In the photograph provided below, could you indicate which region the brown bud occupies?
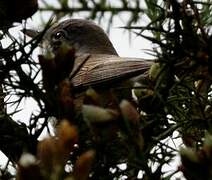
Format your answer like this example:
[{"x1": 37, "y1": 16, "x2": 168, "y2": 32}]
[
  {"x1": 120, "y1": 100, "x2": 140, "y2": 125},
  {"x1": 84, "y1": 88, "x2": 101, "y2": 106},
  {"x1": 82, "y1": 105, "x2": 119, "y2": 124},
  {"x1": 57, "y1": 80, "x2": 74, "y2": 118},
  {"x1": 73, "y1": 150, "x2": 95, "y2": 180},
  {"x1": 17, "y1": 153, "x2": 43, "y2": 180},
  {"x1": 203, "y1": 133, "x2": 212, "y2": 158},
  {"x1": 134, "y1": 82, "x2": 154, "y2": 99},
  {"x1": 149, "y1": 63, "x2": 161, "y2": 81},
  {"x1": 37, "y1": 138, "x2": 58, "y2": 171},
  {"x1": 38, "y1": 55, "x2": 57, "y2": 90},
  {"x1": 57, "y1": 120, "x2": 78, "y2": 154},
  {"x1": 180, "y1": 147, "x2": 199, "y2": 163},
  {"x1": 54, "y1": 43, "x2": 75, "y2": 81}
]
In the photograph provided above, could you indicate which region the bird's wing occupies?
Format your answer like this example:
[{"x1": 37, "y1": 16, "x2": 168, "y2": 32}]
[{"x1": 71, "y1": 54, "x2": 153, "y2": 89}]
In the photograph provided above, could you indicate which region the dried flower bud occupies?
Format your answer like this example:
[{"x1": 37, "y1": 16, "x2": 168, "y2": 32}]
[
  {"x1": 37, "y1": 138, "x2": 58, "y2": 170},
  {"x1": 54, "y1": 43, "x2": 75, "y2": 81},
  {"x1": 84, "y1": 88, "x2": 101, "y2": 106},
  {"x1": 82, "y1": 105, "x2": 119, "y2": 124},
  {"x1": 57, "y1": 120, "x2": 78, "y2": 153},
  {"x1": 19, "y1": 153, "x2": 36, "y2": 167},
  {"x1": 203, "y1": 133, "x2": 212, "y2": 158},
  {"x1": 57, "y1": 80, "x2": 74, "y2": 118},
  {"x1": 133, "y1": 82, "x2": 154, "y2": 99},
  {"x1": 180, "y1": 147, "x2": 199, "y2": 163},
  {"x1": 120, "y1": 100, "x2": 140, "y2": 125},
  {"x1": 73, "y1": 150, "x2": 95, "y2": 180},
  {"x1": 38, "y1": 55, "x2": 57, "y2": 91},
  {"x1": 17, "y1": 153, "x2": 42, "y2": 180},
  {"x1": 149, "y1": 63, "x2": 160, "y2": 81}
]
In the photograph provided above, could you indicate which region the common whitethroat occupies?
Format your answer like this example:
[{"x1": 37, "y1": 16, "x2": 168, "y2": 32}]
[{"x1": 25, "y1": 19, "x2": 153, "y2": 107}]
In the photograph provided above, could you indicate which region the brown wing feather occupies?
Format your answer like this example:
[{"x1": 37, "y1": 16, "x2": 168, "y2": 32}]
[{"x1": 71, "y1": 54, "x2": 153, "y2": 88}]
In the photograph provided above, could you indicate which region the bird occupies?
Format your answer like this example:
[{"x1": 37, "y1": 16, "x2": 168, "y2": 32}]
[{"x1": 24, "y1": 19, "x2": 153, "y2": 108}]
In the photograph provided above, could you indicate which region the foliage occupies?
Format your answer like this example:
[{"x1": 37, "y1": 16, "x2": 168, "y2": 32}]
[{"x1": 0, "y1": 0, "x2": 211, "y2": 179}]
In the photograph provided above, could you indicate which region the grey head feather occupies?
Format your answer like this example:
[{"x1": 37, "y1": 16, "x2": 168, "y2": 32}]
[{"x1": 44, "y1": 19, "x2": 118, "y2": 56}]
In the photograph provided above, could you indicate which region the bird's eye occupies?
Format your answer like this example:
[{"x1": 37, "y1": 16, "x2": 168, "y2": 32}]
[{"x1": 52, "y1": 31, "x2": 64, "y2": 40}]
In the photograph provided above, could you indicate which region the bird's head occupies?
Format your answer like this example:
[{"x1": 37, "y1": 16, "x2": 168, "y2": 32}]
[{"x1": 24, "y1": 19, "x2": 118, "y2": 56}]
